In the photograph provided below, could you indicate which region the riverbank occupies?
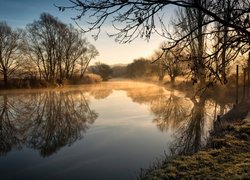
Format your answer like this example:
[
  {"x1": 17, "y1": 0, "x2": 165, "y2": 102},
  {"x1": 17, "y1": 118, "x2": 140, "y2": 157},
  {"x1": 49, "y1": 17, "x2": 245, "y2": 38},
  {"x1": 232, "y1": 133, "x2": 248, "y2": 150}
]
[
  {"x1": 141, "y1": 100, "x2": 250, "y2": 179},
  {"x1": 0, "y1": 73, "x2": 102, "y2": 90}
]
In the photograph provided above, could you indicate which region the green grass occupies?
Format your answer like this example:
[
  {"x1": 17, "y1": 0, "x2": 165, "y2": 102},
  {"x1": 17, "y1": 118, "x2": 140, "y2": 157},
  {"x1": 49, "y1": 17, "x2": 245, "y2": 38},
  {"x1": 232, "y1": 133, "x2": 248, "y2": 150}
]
[{"x1": 142, "y1": 111, "x2": 250, "y2": 179}]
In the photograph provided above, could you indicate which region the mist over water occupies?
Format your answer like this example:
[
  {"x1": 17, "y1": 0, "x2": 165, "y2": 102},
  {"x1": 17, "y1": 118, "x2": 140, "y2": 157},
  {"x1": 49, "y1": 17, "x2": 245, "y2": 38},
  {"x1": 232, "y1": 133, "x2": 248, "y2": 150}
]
[{"x1": 0, "y1": 81, "x2": 233, "y2": 179}]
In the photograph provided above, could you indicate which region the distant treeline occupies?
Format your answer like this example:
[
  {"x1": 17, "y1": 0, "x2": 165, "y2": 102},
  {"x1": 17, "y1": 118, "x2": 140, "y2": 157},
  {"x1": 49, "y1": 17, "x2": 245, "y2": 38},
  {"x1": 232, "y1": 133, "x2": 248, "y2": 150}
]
[{"x1": 108, "y1": 55, "x2": 187, "y2": 84}]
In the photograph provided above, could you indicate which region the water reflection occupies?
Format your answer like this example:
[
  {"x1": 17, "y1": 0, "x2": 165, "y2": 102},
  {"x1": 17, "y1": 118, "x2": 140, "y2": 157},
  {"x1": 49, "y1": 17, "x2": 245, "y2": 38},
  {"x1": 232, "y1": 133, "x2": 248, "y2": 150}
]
[
  {"x1": 171, "y1": 96, "x2": 232, "y2": 155},
  {"x1": 170, "y1": 97, "x2": 206, "y2": 154},
  {"x1": 121, "y1": 84, "x2": 232, "y2": 155},
  {"x1": 0, "y1": 91, "x2": 97, "y2": 156},
  {"x1": 0, "y1": 95, "x2": 21, "y2": 156},
  {"x1": 124, "y1": 87, "x2": 208, "y2": 154},
  {"x1": 0, "y1": 82, "x2": 233, "y2": 156},
  {"x1": 88, "y1": 86, "x2": 113, "y2": 100},
  {"x1": 0, "y1": 82, "x2": 234, "y2": 179},
  {"x1": 151, "y1": 92, "x2": 192, "y2": 132}
]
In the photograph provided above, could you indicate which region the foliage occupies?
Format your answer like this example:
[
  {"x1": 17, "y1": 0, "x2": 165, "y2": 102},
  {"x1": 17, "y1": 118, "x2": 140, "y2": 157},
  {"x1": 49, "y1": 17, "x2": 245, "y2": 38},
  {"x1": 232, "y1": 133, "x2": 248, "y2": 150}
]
[
  {"x1": 112, "y1": 65, "x2": 127, "y2": 77},
  {"x1": 82, "y1": 73, "x2": 102, "y2": 84},
  {"x1": 90, "y1": 62, "x2": 113, "y2": 81},
  {"x1": 126, "y1": 58, "x2": 157, "y2": 78}
]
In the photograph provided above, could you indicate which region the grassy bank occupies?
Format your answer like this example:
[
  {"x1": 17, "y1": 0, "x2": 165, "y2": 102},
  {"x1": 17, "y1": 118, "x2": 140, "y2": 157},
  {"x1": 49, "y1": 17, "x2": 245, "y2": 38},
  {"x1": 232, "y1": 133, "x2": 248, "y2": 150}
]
[
  {"x1": 0, "y1": 73, "x2": 102, "y2": 89},
  {"x1": 142, "y1": 101, "x2": 250, "y2": 179}
]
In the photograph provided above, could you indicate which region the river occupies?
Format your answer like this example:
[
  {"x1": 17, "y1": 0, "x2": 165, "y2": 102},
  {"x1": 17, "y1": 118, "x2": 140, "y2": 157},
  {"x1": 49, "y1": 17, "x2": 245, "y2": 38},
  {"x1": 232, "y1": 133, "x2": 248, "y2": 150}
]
[{"x1": 0, "y1": 80, "x2": 233, "y2": 179}]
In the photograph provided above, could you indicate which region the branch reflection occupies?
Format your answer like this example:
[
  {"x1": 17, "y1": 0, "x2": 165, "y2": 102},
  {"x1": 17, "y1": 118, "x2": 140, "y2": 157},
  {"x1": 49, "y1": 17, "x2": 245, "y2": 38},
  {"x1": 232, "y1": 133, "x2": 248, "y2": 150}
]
[
  {"x1": 151, "y1": 92, "x2": 192, "y2": 132},
  {"x1": 125, "y1": 86, "x2": 232, "y2": 155},
  {"x1": 170, "y1": 96, "x2": 232, "y2": 155},
  {"x1": 0, "y1": 90, "x2": 98, "y2": 157},
  {"x1": 0, "y1": 95, "x2": 22, "y2": 155}
]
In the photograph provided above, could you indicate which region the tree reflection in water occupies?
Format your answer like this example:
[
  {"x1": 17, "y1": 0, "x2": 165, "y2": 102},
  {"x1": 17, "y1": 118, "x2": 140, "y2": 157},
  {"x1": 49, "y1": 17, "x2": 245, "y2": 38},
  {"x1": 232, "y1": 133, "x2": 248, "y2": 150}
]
[
  {"x1": 170, "y1": 96, "x2": 232, "y2": 155},
  {"x1": 151, "y1": 92, "x2": 192, "y2": 132},
  {"x1": 170, "y1": 97, "x2": 206, "y2": 155},
  {"x1": 125, "y1": 86, "x2": 232, "y2": 155},
  {"x1": 148, "y1": 91, "x2": 232, "y2": 155},
  {"x1": 0, "y1": 90, "x2": 98, "y2": 157},
  {"x1": 89, "y1": 87, "x2": 113, "y2": 100},
  {"x1": 0, "y1": 95, "x2": 22, "y2": 155},
  {"x1": 0, "y1": 82, "x2": 233, "y2": 157}
]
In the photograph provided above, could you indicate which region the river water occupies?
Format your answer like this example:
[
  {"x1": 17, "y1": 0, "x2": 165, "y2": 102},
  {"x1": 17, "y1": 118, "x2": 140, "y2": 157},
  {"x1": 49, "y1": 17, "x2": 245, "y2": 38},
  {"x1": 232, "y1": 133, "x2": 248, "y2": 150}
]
[{"x1": 0, "y1": 81, "x2": 232, "y2": 179}]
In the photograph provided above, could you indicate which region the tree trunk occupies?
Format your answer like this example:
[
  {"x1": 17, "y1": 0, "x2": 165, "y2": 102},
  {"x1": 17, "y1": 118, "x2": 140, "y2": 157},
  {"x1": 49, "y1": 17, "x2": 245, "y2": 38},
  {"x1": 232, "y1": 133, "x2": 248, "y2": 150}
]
[
  {"x1": 3, "y1": 72, "x2": 8, "y2": 86},
  {"x1": 159, "y1": 75, "x2": 164, "y2": 81},
  {"x1": 170, "y1": 76, "x2": 175, "y2": 85},
  {"x1": 221, "y1": 0, "x2": 229, "y2": 84},
  {"x1": 158, "y1": 59, "x2": 164, "y2": 82},
  {"x1": 197, "y1": 2, "x2": 205, "y2": 87},
  {"x1": 193, "y1": 97, "x2": 205, "y2": 153}
]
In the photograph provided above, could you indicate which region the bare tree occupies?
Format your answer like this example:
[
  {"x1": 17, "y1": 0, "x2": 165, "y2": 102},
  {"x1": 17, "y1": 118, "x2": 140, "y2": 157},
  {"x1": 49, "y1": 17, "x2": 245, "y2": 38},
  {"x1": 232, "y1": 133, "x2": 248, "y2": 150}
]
[
  {"x1": 0, "y1": 22, "x2": 22, "y2": 85},
  {"x1": 169, "y1": 0, "x2": 209, "y2": 86},
  {"x1": 26, "y1": 13, "x2": 65, "y2": 82},
  {"x1": 57, "y1": 0, "x2": 249, "y2": 84},
  {"x1": 26, "y1": 13, "x2": 93, "y2": 83},
  {"x1": 151, "y1": 50, "x2": 165, "y2": 81},
  {"x1": 61, "y1": 25, "x2": 89, "y2": 80},
  {"x1": 78, "y1": 44, "x2": 99, "y2": 79},
  {"x1": 152, "y1": 42, "x2": 187, "y2": 84},
  {"x1": 58, "y1": 0, "x2": 249, "y2": 40}
]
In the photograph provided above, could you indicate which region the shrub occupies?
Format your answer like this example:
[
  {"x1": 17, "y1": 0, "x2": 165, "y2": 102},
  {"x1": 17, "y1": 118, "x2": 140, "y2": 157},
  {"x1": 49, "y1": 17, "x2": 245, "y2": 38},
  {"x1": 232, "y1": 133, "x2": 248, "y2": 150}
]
[{"x1": 83, "y1": 73, "x2": 102, "y2": 84}]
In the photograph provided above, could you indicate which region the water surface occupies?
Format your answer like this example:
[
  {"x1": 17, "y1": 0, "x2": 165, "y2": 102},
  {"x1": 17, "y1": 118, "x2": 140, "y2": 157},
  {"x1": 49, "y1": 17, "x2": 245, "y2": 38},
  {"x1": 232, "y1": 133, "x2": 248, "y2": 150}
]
[{"x1": 0, "y1": 81, "x2": 232, "y2": 179}]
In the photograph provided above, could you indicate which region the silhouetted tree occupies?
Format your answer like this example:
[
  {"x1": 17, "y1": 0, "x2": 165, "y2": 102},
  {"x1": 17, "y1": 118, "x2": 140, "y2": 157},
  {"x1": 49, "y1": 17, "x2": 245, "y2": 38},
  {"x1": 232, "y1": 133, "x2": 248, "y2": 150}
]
[
  {"x1": 0, "y1": 22, "x2": 22, "y2": 85},
  {"x1": 152, "y1": 43, "x2": 187, "y2": 84},
  {"x1": 168, "y1": 1, "x2": 249, "y2": 86},
  {"x1": 26, "y1": 14, "x2": 64, "y2": 82},
  {"x1": 168, "y1": 1, "x2": 209, "y2": 86},
  {"x1": 60, "y1": 24, "x2": 92, "y2": 80},
  {"x1": 126, "y1": 58, "x2": 156, "y2": 78},
  {"x1": 78, "y1": 44, "x2": 99, "y2": 79},
  {"x1": 26, "y1": 13, "x2": 95, "y2": 83},
  {"x1": 112, "y1": 65, "x2": 127, "y2": 78},
  {"x1": 91, "y1": 62, "x2": 113, "y2": 81}
]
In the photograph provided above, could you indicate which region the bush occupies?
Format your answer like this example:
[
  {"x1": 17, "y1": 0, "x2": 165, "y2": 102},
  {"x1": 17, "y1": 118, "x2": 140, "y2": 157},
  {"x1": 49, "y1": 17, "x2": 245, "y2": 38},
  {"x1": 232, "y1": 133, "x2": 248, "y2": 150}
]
[
  {"x1": 89, "y1": 63, "x2": 113, "y2": 81},
  {"x1": 83, "y1": 73, "x2": 102, "y2": 84}
]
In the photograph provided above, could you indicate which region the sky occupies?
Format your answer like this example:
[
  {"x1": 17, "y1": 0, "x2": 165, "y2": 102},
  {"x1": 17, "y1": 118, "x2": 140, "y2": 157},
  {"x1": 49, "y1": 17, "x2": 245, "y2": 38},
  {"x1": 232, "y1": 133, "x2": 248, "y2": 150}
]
[{"x1": 0, "y1": 0, "x2": 175, "y2": 65}]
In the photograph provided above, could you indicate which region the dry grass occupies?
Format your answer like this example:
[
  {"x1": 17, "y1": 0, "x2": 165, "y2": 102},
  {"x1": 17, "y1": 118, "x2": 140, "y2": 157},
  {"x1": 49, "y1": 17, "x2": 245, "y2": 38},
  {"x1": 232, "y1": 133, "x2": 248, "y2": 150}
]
[{"x1": 142, "y1": 108, "x2": 250, "y2": 179}]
